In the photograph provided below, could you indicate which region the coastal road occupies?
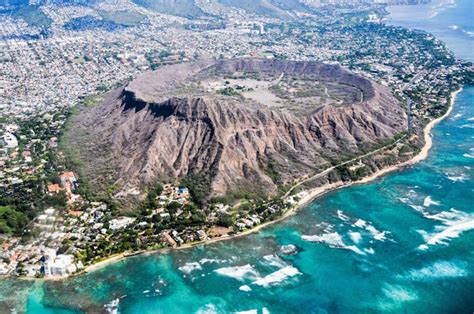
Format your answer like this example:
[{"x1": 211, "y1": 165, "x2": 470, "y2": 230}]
[{"x1": 283, "y1": 134, "x2": 408, "y2": 199}]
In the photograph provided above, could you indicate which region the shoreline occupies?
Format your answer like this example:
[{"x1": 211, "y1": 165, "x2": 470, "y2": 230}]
[{"x1": 16, "y1": 87, "x2": 463, "y2": 281}]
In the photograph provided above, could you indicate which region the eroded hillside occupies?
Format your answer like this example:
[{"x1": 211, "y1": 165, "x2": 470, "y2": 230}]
[{"x1": 64, "y1": 58, "x2": 407, "y2": 204}]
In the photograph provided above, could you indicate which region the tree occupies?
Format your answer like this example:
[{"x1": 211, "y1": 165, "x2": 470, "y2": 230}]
[
  {"x1": 166, "y1": 201, "x2": 182, "y2": 211},
  {"x1": 0, "y1": 206, "x2": 30, "y2": 235},
  {"x1": 42, "y1": 191, "x2": 68, "y2": 208},
  {"x1": 217, "y1": 214, "x2": 235, "y2": 228},
  {"x1": 190, "y1": 212, "x2": 206, "y2": 223}
]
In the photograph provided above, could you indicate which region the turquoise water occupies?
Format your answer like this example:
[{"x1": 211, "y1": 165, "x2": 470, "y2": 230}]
[
  {"x1": 17, "y1": 86, "x2": 472, "y2": 313},
  {"x1": 2, "y1": 3, "x2": 474, "y2": 313}
]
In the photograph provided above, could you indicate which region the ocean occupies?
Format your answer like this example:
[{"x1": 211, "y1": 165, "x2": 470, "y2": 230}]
[
  {"x1": 387, "y1": 0, "x2": 474, "y2": 62},
  {"x1": 2, "y1": 1, "x2": 473, "y2": 313}
]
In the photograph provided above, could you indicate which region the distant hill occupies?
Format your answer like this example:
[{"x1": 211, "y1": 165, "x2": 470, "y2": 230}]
[
  {"x1": 216, "y1": 0, "x2": 316, "y2": 19},
  {"x1": 131, "y1": 0, "x2": 208, "y2": 19},
  {"x1": 217, "y1": 0, "x2": 290, "y2": 19}
]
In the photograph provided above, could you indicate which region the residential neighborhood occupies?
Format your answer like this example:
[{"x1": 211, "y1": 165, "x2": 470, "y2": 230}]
[{"x1": 0, "y1": 0, "x2": 471, "y2": 279}]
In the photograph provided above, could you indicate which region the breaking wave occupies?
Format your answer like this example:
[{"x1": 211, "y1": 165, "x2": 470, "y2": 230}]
[
  {"x1": 199, "y1": 258, "x2": 227, "y2": 264},
  {"x1": 178, "y1": 262, "x2": 202, "y2": 274},
  {"x1": 337, "y1": 209, "x2": 350, "y2": 222},
  {"x1": 351, "y1": 218, "x2": 388, "y2": 241},
  {"x1": 446, "y1": 172, "x2": 469, "y2": 182},
  {"x1": 377, "y1": 284, "x2": 418, "y2": 311},
  {"x1": 239, "y1": 285, "x2": 252, "y2": 292},
  {"x1": 463, "y1": 148, "x2": 474, "y2": 159},
  {"x1": 401, "y1": 260, "x2": 469, "y2": 281},
  {"x1": 214, "y1": 264, "x2": 259, "y2": 281},
  {"x1": 104, "y1": 298, "x2": 120, "y2": 314},
  {"x1": 280, "y1": 244, "x2": 298, "y2": 255},
  {"x1": 301, "y1": 232, "x2": 365, "y2": 255},
  {"x1": 348, "y1": 231, "x2": 362, "y2": 244},
  {"x1": 253, "y1": 266, "x2": 301, "y2": 287},
  {"x1": 423, "y1": 196, "x2": 440, "y2": 207},
  {"x1": 462, "y1": 29, "x2": 474, "y2": 37},
  {"x1": 262, "y1": 254, "x2": 287, "y2": 268},
  {"x1": 417, "y1": 209, "x2": 474, "y2": 250},
  {"x1": 235, "y1": 308, "x2": 270, "y2": 314}
]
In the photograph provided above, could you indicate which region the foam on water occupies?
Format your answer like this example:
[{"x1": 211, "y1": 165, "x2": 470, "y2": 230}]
[
  {"x1": 199, "y1": 258, "x2": 227, "y2": 264},
  {"x1": 196, "y1": 303, "x2": 219, "y2": 314},
  {"x1": 104, "y1": 298, "x2": 120, "y2": 314},
  {"x1": 423, "y1": 208, "x2": 472, "y2": 223},
  {"x1": 239, "y1": 285, "x2": 252, "y2": 292},
  {"x1": 446, "y1": 172, "x2": 469, "y2": 182},
  {"x1": 280, "y1": 244, "x2": 298, "y2": 255},
  {"x1": 364, "y1": 247, "x2": 375, "y2": 254},
  {"x1": 462, "y1": 30, "x2": 474, "y2": 37},
  {"x1": 409, "y1": 204, "x2": 426, "y2": 212},
  {"x1": 423, "y1": 196, "x2": 441, "y2": 207},
  {"x1": 262, "y1": 255, "x2": 287, "y2": 268},
  {"x1": 382, "y1": 284, "x2": 418, "y2": 302},
  {"x1": 235, "y1": 310, "x2": 257, "y2": 314},
  {"x1": 213, "y1": 264, "x2": 259, "y2": 281},
  {"x1": 463, "y1": 148, "x2": 474, "y2": 159},
  {"x1": 343, "y1": 245, "x2": 365, "y2": 255},
  {"x1": 377, "y1": 284, "x2": 419, "y2": 311},
  {"x1": 348, "y1": 231, "x2": 362, "y2": 244},
  {"x1": 302, "y1": 232, "x2": 345, "y2": 247},
  {"x1": 401, "y1": 260, "x2": 469, "y2": 280},
  {"x1": 398, "y1": 197, "x2": 410, "y2": 204},
  {"x1": 336, "y1": 210, "x2": 350, "y2": 222},
  {"x1": 252, "y1": 266, "x2": 301, "y2": 287},
  {"x1": 365, "y1": 225, "x2": 387, "y2": 241},
  {"x1": 178, "y1": 262, "x2": 202, "y2": 274},
  {"x1": 417, "y1": 209, "x2": 474, "y2": 250},
  {"x1": 235, "y1": 308, "x2": 269, "y2": 314},
  {"x1": 352, "y1": 219, "x2": 367, "y2": 228},
  {"x1": 350, "y1": 218, "x2": 388, "y2": 242},
  {"x1": 418, "y1": 219, "x2": 474, "y2": 250},
  {"x1": 302, "y1": 232, "x2": 365, "y2": 255}
]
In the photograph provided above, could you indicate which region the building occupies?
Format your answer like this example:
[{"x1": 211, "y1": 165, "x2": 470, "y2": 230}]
[
  {"x1": 163, "y1": 231, "x2": 177, "y2": 247},
  {"x1": 175, "y1": 187, "x2": 189, "y2": 196},
  {"x1": 43, "y1": 250, "x2": 76, "y2": 277},
  {"x1": 49, "y1": 254, "x2": 76, "y2": 276},
  {"x1": 47, "y1": 184, "x2": 61, "y2": 194},
  {"x1": 42, "y1": 248, "x2": 56, "y2": 276},
  {"x1": 59, "y1": 171, "x2": 77, "y2": 193},
  {"x1": 3, "y1": 133, "x2": 18, "y2": 148},
  {"x1": 109, "y1": 217, "x2": 136, "y2": 230}
]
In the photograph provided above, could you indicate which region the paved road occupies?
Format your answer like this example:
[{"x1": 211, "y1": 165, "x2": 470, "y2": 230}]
[{"x1": 283, "y1": 134, "x2": 407, "y2": 199}]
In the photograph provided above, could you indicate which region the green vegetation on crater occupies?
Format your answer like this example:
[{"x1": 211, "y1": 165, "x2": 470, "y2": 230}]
[{"x1": 217, "y1": 87, "x2": 241, "y2": 97}]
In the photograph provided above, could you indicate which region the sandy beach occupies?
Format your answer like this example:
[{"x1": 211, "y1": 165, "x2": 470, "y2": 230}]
[{"x1": 58, "y1": 87, "x2": 463, "y2": 278}]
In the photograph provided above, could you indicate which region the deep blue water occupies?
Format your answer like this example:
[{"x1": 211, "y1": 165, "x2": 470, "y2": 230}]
[{"x1": 1, "y1": 2, "x2": 473, "y2": 313}]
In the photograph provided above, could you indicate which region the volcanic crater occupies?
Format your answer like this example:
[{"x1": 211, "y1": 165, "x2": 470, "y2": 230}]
[{"x1": 65, "y1": 58, "x2": 407, "y2": 203}]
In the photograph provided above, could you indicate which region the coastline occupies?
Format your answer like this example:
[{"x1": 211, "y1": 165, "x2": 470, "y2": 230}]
[{"x1": 22, "y1": 87, "x2": 462, "y2": 280}]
